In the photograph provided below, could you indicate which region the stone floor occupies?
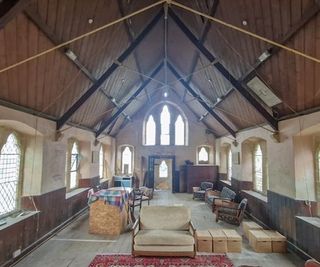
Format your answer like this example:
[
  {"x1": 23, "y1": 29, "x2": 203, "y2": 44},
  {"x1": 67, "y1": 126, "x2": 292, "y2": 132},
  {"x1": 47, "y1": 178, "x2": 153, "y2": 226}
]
[{"x1": 15, "y1": 191, "x2": 305, "y2": 267}]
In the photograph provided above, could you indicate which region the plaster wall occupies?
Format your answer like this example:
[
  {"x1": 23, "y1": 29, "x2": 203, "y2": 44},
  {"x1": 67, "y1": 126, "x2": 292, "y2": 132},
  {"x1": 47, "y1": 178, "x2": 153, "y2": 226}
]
[
  {"x1": 116, "y1": 99, "x2": 216, "y2": 182},
  {"x1": 0, "y1": 105, "x2": 116, "y2": 195},
  {"x1": 217, "y1": 110, "x2": 320, "y2": 200}
]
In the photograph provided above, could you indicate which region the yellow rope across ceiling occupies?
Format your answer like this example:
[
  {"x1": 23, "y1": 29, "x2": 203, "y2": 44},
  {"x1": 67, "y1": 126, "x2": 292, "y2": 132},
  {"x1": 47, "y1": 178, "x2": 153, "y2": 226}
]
[{"x1": 170, "y1": 1, "x2": 320, "y2": 64}]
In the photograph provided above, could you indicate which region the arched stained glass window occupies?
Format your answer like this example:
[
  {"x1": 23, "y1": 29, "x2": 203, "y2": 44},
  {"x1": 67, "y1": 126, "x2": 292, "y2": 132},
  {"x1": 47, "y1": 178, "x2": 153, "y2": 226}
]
[
  {"x1": 0, "y1": 134, "x2": 21, "y2": 216},
  {"x1": 199, "y1": 147, "x2": 209, "y2": 162},
  {"x1": 70, "y1": 142, "x2": 79, "y2": 189},
  {"x1": 159, "y1": 160, "x2": 168, "y2": 178},
  {"x1": 227, "y1": 148, "x2": 232, "y2": 181},
  {"x1": 99, "y1": 146, "x2": 104, "y2": 179},
  {"x1": 122, "y1": 146, "x2": 132, "y2": 174},
  {"x1": 160, "y1": 105, "x2": 170, "y2": 145},
  {"x1": 146, "y1": 115, "x2": 156, "y2": 145},
  {"x1": 253, "y1": 144, "x2": 263, "y2": 193},
  {"x1": 175, "y1": 115, "x2": 184, "y2": 145}
]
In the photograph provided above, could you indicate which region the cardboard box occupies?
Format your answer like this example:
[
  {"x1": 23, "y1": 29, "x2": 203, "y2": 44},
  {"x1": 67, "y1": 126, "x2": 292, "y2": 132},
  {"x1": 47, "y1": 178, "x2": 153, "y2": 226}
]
[
  {"x1": 264, "y1": 230, "x2": 287, "y2": 253},
  {"x1": 242, "y1": 221, "x2": 263, "y2": 239},
  {"x1": 249, "y1": 230, "x2": 272, "y2": 253},
  {"x1": 196, "y1": 230, "x2": 212, "y2": 252},
  {"x1": 209, "y1": 229, "x2": 227, "y2": 253},
  {"x1": 223, "y1": 229, "x2": 242, "y2": 253}
]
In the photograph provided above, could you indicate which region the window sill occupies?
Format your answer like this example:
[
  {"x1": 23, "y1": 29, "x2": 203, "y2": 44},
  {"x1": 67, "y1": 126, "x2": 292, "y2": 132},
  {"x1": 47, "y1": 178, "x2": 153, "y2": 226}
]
[
  {"x1": 296, "y1": 216, "x2": 320, "y2": 227},
  {"x1": 242, "y1": 190, "x2": 268, "y2": 203},
  {"x1": 0, "y1": 211, "x2": 40, "y2": 231},
  {"x1": 65, "y1": 187, "x2": 89, "y2": 199},
  {"x1": 220, "y1": 180, "x2": 231, "y2": 186}
]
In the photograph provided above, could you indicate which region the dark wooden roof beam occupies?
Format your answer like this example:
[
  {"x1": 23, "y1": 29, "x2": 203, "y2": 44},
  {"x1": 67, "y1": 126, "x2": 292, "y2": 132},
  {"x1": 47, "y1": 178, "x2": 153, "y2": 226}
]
[
  {"x1": 57, "y1": 9, "x2": 163, "y2": 130},
  {"x1": 167, "y1": 61, "x2": 236, "y2": 137},
  {"x1": 96, "y1": 61, "x2": 164, "y2": 137},
  {"x1": 169, "y1": 8, "x2": 278, "y2": 131}
]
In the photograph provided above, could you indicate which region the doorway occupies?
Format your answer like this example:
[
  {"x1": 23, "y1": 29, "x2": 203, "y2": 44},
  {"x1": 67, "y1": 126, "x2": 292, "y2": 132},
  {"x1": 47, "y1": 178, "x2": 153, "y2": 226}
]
[{"x1": 147, "y1": 155, "x2": 178, "y2": 193}]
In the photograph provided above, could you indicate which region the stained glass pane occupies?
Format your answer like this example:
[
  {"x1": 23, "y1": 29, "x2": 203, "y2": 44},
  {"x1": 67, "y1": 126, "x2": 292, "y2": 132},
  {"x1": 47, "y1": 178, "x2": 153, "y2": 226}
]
[
  {"x1": 160, "y1": 106, "x2": 170, "y2": 145},
  {"x1": 254, "y1": 145, "x2": 263, "y2": 192},
  {"x1": 146, "y1": 115, "x2": 156, "y2": 145},
  {"x1": 199, "y1": 147, "x2": 208, "y2": 162},
  {"x1": 0, "y1": 134, "x2": 21, "y2": 216},
  {"x1": 99, "y1": 147, "x2": 104, "y2": 178},
  {"x1": 175, "y1": 115, "x2": 184, "y2": 145},
  {"x1": 228, "y1": 149, "x2": 232, "y2": 180}
]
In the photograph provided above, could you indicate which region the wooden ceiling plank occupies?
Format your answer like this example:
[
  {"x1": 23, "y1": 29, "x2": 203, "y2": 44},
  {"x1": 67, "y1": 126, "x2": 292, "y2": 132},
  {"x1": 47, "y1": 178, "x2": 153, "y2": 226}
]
[
  {"x1": 0, "y1": 0, "x2": 31, "y2": 29},
  {"x1": 242, "y1": 1, "x2": 320, "y2": 83},
  {"x1": 56, "y1": 10, "x2": 163, "y2": 130},
  {"x1": 96, "y1": 61, "x2": 164, "y2": 137},
  {"x1": 167, "y1": 61, "x2": 236, "y2": 137},
  {"x1": 169, "y1": 8, "x2": 278, "y2": 131},
  {"x1": 186, "y1": 0, "x2": 219, "y2": 85}
]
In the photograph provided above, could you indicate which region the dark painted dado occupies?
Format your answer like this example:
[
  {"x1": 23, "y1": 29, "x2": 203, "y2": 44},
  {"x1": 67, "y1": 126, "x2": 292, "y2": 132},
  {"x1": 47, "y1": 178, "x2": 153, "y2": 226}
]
[
  {"x1": 296, "y1": 216, "x2": 320, "y2": 261},
  {"x1": 0, "y1": 187, "x2": 88, "y2": 266},
  {"x1": 79, "y1": 176, "x2": 100, "y2": 188}
]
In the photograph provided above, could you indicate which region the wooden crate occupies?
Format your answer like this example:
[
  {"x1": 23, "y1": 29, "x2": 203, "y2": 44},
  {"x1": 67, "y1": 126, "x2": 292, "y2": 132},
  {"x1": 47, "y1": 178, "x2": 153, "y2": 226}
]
[
  {"x1": 264, "y1": 230, "x2": 287, "y2": 253},
  {"x1": 196, "y1": 230, "x2": 212, "y2": 252},
  {"x1": 89, "y1": 200, "x2": 126, "y2": 236},
  {"x1": 242, "y1": 221, "x2": 263, "y2": 239},
  {"x1": 249, "y1": 230, "x2": 272, "y2": 253},
  {"x1": 209, "y1": 229, "x2": 227, "y2": 253},
  {"x1": 223, "y1": 229, "x2": 242, "y2": 253}
]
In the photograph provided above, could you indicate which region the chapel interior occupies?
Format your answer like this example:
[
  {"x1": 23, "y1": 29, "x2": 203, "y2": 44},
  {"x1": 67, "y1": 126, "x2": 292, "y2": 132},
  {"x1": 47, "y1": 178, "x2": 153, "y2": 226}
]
[{"x1": 0, "y1": 0, "x2": 320, "y2": 266}]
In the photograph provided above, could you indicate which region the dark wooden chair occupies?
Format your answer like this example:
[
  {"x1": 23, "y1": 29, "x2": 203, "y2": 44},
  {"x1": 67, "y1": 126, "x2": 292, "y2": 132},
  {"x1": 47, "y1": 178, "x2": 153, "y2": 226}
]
[
  {"x1": 129, "y1": 189, "x2": 143, "y2": 221},
  {"x1": 305, "y1": 259, "x2": 320, "y2": 267},
  {"x1": 215, "y1": 198, "x2": 247, "y2": 226}
]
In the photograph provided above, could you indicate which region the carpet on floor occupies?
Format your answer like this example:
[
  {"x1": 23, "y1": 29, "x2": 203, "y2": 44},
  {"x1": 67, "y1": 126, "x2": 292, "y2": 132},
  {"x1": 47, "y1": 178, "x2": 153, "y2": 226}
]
[{"x1": 88, "y1": 254, "x2": 234, "y2": 267}]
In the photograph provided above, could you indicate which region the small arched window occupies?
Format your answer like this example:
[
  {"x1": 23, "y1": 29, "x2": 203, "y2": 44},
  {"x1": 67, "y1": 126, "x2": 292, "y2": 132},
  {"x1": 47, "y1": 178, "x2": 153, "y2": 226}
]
[
  {"x1": 99, "y1": 146, "x2": 104, "y2": 179},
  {"x1": 253, "y1": 144, "x2": 263, "y2": 193},
  {"x1": 175, "y1": 115, "x2": 184, "y2": 145},
  {"x1": 122, "y1": 146, "x2": 133, "y2": 174},
  {"x1": 227, "y1": 148, "x2": 232, "y2": 181},
  {"x1": 159, "y1": 160, "x2": 168, "y2": 178},
  {"x1": 198, "y1": 146, "x2": 209, "y2": 164},
  {"x1": 69, "y1": 142, "x2": 79, "y2": 190},
  {"x1": 160, "y1": 105, "x2": 170, "y2": 145},
  {"x1": 146, "y1": 115, "x2": 156, "y2": 145},
  {"x1": 0, "y1": 133, "x2": 21, "y2": 217}
]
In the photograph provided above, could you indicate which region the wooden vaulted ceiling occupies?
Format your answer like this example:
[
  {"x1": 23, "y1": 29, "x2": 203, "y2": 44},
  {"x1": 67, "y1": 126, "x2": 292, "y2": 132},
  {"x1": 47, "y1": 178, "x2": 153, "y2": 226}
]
[{"x1": 0, "y1": 0, "x2": 319, "y2": 138}]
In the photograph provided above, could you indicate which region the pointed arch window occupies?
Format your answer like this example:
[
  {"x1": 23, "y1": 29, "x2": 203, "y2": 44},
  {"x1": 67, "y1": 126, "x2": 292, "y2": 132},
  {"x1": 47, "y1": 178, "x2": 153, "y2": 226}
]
[
  {"x1": 99, "y1": 146, "x2": 104, "y2": 179},
  {"x1": 160, "y1": 105, "x2": 170, "y2": 145},
  {"x1": 69, "y1": 142, "x2": 79, "y2": 190},
  {"x1": 253, "y1": 144, "x2": 263, "y2": 193},
  {"x1": 0, "y1": 133, "x2": 21, "y2": 217},
  {"x1": 121, "y1": 146, "x2": 133, "y2": 174},
  {"x1": 175, "y1": 115, "x2": 184, "y2": 145},
  {"x1": 227, "y1": 148, "x2": 232, "y2": 181},
  {"x1": 159, "y1": 160, "x2": 168, "y2": 178},
  {"x1": 146, "y1": 115, "x2": 156, "y2": 145},
  {"x1": 198, "y1": 146, "x2": 209, "y2": 164}
]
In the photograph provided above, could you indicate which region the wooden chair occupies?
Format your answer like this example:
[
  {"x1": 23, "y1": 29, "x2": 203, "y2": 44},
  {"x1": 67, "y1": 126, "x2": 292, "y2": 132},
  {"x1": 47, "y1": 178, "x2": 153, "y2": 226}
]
[
  {"x1": 215, "y1": 198, "x2": 247, "y2": 226},
  {"x1": 129, "y1": 189, "x2": 143, "y2": 221}
]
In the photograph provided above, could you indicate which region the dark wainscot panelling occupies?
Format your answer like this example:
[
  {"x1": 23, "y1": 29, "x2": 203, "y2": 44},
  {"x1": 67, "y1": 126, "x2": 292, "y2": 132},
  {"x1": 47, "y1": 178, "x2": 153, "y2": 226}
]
[
  {"x1": 0, "y1": 187, "x2": 88, "y2": 266},
  {"x1": 296, "y1": 216, "x2": 320, "y2": 261}
]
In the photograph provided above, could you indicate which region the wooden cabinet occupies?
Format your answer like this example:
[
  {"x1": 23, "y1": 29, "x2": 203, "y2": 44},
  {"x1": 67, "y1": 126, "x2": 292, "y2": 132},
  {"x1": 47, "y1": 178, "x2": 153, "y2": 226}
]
[{"x1": 180, "y1": 165, "x2": 218, "y2": 193}]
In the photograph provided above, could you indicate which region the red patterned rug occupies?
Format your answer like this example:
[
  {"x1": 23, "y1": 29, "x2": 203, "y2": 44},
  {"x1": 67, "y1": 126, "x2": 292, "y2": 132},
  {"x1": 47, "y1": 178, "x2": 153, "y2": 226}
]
[{"x1": 89, "y1": 254, "x2": 234, "y2": 267}]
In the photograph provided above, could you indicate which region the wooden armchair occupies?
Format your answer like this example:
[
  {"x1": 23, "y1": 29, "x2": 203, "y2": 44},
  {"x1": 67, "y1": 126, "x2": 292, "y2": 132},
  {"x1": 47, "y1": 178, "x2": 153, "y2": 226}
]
[
  {"x1": 205, "y1": 186, "x2": 236, "y2": 211},
  {"x1": 192, "y1": 182, "x2": 214, "y2": 200},
  {"x1": 215, "y1": 198, "x2": 247, "y2": 226}
]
